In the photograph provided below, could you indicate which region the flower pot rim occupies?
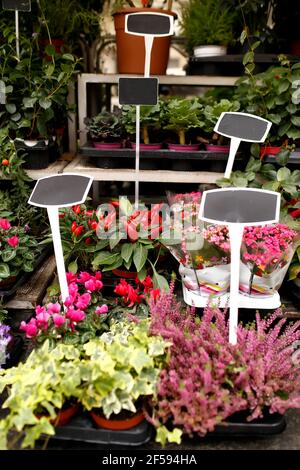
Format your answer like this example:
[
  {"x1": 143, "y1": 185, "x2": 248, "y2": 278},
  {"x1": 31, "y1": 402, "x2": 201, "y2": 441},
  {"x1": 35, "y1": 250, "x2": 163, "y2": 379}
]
[
  {"x1": 113, "y1": 7, "x2": 177, "y2": 19},
  {"x1": 90, "y1": 409, "x2": 145, "y2": 430}
]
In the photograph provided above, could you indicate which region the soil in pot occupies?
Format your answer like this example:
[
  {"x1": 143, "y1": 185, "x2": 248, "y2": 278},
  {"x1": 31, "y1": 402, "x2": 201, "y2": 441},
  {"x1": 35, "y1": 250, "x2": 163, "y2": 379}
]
[{"x1": 90, "y1": 408, "x2": 145, "y2": 431}]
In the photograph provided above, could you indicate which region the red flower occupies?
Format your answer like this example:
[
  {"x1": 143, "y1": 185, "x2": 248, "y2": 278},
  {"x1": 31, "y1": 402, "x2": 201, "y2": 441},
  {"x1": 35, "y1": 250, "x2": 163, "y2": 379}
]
[
  {"x1": 71, "y1": 221, "x2": 77, "y2": 233},
  {"x1": 85, "y1": 237, "x2": 92, "y2": 245},
  {"x1": 114, "y1": 279, "x2": 129, "y2": 297},
  {"x1": 90, "y1": 220, "x2": 98, "y2": 231},
  {"x1": 0, "y1": 219, "x2": 11, "y2": 230},
  {"x1": 85, "y1": 210, "x2": 94, "y2": 217},
  {"x1": 150, "y1": 288, "x2": 161, "y2": 301},
  {"x1": 7, "y1": 236, "x2": 19, "y2": 248},
  {"x1": 290, "y1": 209, "x2": 300, "y2": 218},
  {"x1": 72, "y1": 205, "x2": 81, "y2": 215},
  {"x1": 74, "y1": 225, "x2": 84, "y2": 237}
]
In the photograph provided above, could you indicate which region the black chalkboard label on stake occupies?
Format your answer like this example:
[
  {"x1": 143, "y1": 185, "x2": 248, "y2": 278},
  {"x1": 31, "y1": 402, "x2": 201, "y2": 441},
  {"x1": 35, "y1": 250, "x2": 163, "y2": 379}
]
[
  {"x1": 125, "y1": 12, "x2": 174, "y2": 37},
  {"x1": 119, "y1": 78, "x2": 158, "y2": 106},
  {"x1": 2, "y1": 0, "x2": 31, "y2": 11}
]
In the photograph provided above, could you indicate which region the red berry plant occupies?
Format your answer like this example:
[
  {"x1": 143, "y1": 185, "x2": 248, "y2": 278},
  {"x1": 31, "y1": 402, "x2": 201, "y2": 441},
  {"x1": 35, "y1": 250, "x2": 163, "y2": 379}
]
[
  {"x1": 20, "y1": 272, "x2": 111, "y2": 346},
  {"x1": 147, "y1": 287, "x2": 300, "y2": 445}
]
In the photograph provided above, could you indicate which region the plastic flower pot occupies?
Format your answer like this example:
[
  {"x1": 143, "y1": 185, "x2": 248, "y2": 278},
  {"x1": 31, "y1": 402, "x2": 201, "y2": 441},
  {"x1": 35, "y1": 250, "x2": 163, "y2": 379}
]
[
  {"x1": 36, "y1": 403, "x2": 80, "y2": 427},
  {"x1": 112, "y1": 268, "x2": 138, "y2": 280},
  {"x1": 113, "y1": 8, "x2": 177, "y2": 75},
  {"x1": 131, "y1": 143, "x2": 163, "y2": 151},
  {"x1": 206, "y1": 144, "x2": 230, "y2": 153},
  {"x1": 193, "y1": 45, "x2": 227, "y2": 58},
  {"x1": 179, "y1": 264, "x2": 231, "y2": 297},
  {"x1": 260, "y1": 145, "x2": 282, "y2": 158},
  {"x1": 90, "y1": 409, "x2": 145, "y2": 431},
  {"x1": 0, "y1": 275, "x2": 18, "y2": 288},
  {"x1": 168, "y1": 143, "x2": 199, "y2": 152},
  {"x1": 92, "y1": 142, "x2": 122, "y2": 150}
]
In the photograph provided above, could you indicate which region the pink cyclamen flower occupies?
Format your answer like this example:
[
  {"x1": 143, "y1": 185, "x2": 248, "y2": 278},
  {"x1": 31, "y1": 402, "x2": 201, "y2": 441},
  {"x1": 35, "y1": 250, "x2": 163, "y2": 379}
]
[
  {"x1": 77, "y1": 272, "x2": 92, "y2": 283},
  {"x1": 85, "y1": 279, "x2": 103, "y2": 292},
  {"x1": 66, "y1": 272, "x2": 77, "y2": 284},
  {"x1": 7, "y1": 236, "x2": 19, "y2": 248},
  {"x1": 36, "y1": 305, "x2": 46, "y2": 316},
  {"x1": 36, "y1": 311, "x2": 50, "y2": 329},
  {"x1": 47, "y1": 303, "x2": 61, "y2": 314},
  {"x1": 20, "y1": 319, "x2": 38, "y2": 338},
  {"x1": 68, "y1": 282, "x2": 78, "y2": 297},
  {"x1": 53, "y1": 314, "x2": 65, "y2": 327},
  {"x1": 0, "y1": 218, "x2": 11, "y2": 230},
  {"x1": 64, "y1": 295, "x2": 75, "y2": 308},
  {"x1": 75, "y1": 293, "x2": 91, "y2": 310},
  {"x1": 66, "y1": 308, "x2": 86, "y2": 322},
  {"x1": 95, "y1": 304, "x2": 108, "y2": 315}
]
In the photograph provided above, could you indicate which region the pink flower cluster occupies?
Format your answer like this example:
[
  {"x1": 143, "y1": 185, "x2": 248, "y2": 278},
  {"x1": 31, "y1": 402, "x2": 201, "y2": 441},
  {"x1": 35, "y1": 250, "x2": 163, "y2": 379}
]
[
  {"x1": 20, "y1": 272, "x2": 108, "y2": 340},
  {"x1": 0, "y1": 219, "x2": 19, "y2": 247},
  {"x1": 147, "y1": 288, "x2": 300, "y2": 437},
  {"x1": 242, "y1": 224, "x2": 297, "y2": 273},
  {"x1": 203, "y1": 224, "x2": 231, "y2": 252}
]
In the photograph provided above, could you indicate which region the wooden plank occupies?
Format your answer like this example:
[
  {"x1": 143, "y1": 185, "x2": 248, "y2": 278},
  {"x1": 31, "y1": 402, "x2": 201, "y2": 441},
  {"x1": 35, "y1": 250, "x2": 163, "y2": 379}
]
[
  {"x1": 65, "y1": 156, "x2": 223, "y2": 184},
  {"x1": 5, "y1": 255, "x2": 56, "y2": 310},
  {"x1": 26, "y1": 160, "x2": 68, "y2": 180}
]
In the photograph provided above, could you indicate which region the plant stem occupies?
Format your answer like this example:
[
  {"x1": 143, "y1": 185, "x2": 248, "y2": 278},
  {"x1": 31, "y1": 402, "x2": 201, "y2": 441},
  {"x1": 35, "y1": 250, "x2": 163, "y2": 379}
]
[{"x1": 179, "y1": 129, "x2": 185, "y2": 145}]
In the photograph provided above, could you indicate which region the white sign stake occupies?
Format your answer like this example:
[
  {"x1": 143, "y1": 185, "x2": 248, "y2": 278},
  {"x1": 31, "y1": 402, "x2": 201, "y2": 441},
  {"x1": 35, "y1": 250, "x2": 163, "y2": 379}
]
[
  {"x1": 225, "y1": 138, "x2": 240, "y2": 179},
  {"x1": 228, "y1": 224, "x2": 244, "y2": 344},
  {"x1": 47, "y1": 206, "x2": 69, "y2": 303},
  {"x1": 15, "y1": 10, "x2": 20, "y2": 58},
  {"x1": 135, "y1": 105, "x2": 141, "y2": 209}
]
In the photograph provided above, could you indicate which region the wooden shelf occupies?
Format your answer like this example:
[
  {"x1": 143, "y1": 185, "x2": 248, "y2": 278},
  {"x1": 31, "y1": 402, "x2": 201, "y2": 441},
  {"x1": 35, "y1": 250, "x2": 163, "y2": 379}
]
[
  {"x1": 78, "y1": 73, "x2": 239, "y2": 146},
  {"x1": 66, "y1": 155, "x2": 223, "y2": 184},
  {"x1": 25, "y1": 160, "x2": 69, "y2": 180}
]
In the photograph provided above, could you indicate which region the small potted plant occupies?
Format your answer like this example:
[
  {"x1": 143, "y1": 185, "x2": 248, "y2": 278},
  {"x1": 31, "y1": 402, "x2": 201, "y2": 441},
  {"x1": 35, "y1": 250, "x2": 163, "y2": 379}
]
[
  {"x1": 92, "y1": 198, "x2": 169, "y2": 290},
  {"x1": 147, "y1": 289, "x2": 300, "y2": 445},
  {"x1": 20, "y1": 271, "x2": 111, "y2": 346},
  {"x1": 122, "y1": 101, "x2": 163, "y2": 150},
  {"x1": 80, "y1": 317, "x2": 169, "y2": 431},
  {"x1": 112, "y1": 1, "x2": 177, "y2": 75},
  {"x1": 1, "y1": 30, "x2": 79, "y2": 169},
  {"x1": 84, "y1": 109, "x2": 124, "y2": 150},
  {"x1": 0, "y1": 340, "x2": 85, "y2": 449},
  {"x1": 181, "y1": 0, "x2": 236, "y2": 58},
  {"x1": 203, "y1": 98, "x2": 240, "y2": 152},
  {"x1": 0, "y1": 218, "x2": 41, "y2": 288},
  {"x1": 234, "y1": 56, "x2": 300, "y2": 157},
  {"x1": 163, "y1": 97, "x2": 204, "y2": 151}
]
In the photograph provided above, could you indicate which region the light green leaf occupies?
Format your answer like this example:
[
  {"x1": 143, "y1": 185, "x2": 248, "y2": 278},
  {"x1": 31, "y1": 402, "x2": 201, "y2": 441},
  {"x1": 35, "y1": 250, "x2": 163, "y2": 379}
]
[
  {"x1": 0, "y1": 263, "x2": 10, "y2": 279},
  {"x1": 121, "y1": 243, "x2": 134, "y2": 263},
  {"x1": 133, "y1": 244, "x2": 148, "y2": 272},
  {"x1": 277, "y1": 167, "x2": 291, "y2": 182},
  {"x1": 68, "y1": 259, "x2": 78, "y2": 274},
  {"x1": 39, "y1": 98, "x2": 52, "y2": 110},
  {"x1": 5, "y1": 103, "x2": 16, "y2": 114}
]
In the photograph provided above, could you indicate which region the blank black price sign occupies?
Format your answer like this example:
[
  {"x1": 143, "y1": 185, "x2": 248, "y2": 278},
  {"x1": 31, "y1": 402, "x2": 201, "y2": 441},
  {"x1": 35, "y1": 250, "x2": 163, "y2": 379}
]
[
  {"x1": 2, "y1": 0, "x2": 31, "y2": 11},
  {"x1": 119, "y1": 77, "x2": 158, "y2": 106}
]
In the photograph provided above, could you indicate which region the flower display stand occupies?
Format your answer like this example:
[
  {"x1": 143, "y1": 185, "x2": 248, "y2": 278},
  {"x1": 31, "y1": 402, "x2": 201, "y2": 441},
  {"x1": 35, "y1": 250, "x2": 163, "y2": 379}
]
[{"x1": 182, "y1": 284, "x2": 281, "y2": 309}]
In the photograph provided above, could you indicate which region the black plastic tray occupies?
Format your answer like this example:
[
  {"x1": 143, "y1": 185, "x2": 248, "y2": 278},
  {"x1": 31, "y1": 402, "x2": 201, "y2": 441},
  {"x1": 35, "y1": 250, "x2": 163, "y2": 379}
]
[
  {"x1": 0, "y1": 247, "x2": 52, "y2": 298},
  {"x1": 80, "y1": 144, "x2": 244, "y2": 172},
  {"x1": 208, "y1": 412, "x2": 286, "y2": 438},
  {"x1": 52, "y1": 412, "x2": 152, "y2": 447}
]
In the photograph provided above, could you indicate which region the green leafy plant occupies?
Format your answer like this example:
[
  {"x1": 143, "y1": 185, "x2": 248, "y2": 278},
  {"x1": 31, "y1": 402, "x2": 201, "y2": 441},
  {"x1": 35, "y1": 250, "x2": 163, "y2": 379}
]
[
  {"x1": 0, "y1": 318, "x2": 169, "y2": 449},
  {"x1": 181, "y1": 0, "x2": 237, "y2": 54},
  {"x1": 122, "y1": 101, "x2": 162, "y2": 144},
  {"x1": 162, "y1": 97, "x2": 203, "y2": 145},
  {"x1": 79, "y1": 318, "x2": 169, "y2": 419},
  {"x1": 203, "y1": 98, "x2": 240, "y2": 144},
  {"x1": 234, "y1": 56, "x2": 300, "y2": 145},
  {"x1": 0, "y1": 30, "x2": 80, "y2": 140},
  {"x1": 84, "y1": 110, "x2": 123, "y2": 143},
  {"x1": 0, "y1": 340, "x2": 84, "y2": 449},
  {"x1": 0, "y1": 218, "x2": 41, "y2": 281}
]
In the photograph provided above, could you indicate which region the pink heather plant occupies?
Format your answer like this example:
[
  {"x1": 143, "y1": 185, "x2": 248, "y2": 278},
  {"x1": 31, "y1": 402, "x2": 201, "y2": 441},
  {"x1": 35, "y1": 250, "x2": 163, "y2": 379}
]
[
  {"x1": 20, "y1": 272, "x2": 110, "y2": 346},
  {"x1": 147, "y1": 288, "x2": 300, "y2": 442}
]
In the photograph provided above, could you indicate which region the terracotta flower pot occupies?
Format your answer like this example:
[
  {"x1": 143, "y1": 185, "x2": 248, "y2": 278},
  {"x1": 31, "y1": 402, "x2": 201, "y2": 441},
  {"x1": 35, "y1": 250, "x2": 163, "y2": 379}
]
[
  {"x1": 0, "y1": 275, "x2": 18, "y2": 288},
  {"x1": 113, "y1": 8, "x2": 177, "y2": 75},
  {"x1": 90, "y1": 409, "x2": 145, "y2": 430},
  {"x1": 36, "y1": 402, "x2": 80, "y2": 427},
  {"x1": 112, "y1": 268, "x2": 137, "y2": 279}
]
